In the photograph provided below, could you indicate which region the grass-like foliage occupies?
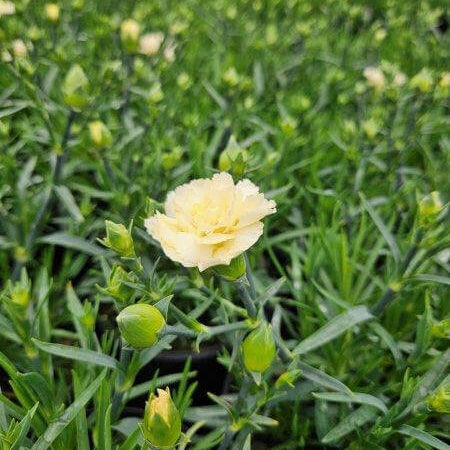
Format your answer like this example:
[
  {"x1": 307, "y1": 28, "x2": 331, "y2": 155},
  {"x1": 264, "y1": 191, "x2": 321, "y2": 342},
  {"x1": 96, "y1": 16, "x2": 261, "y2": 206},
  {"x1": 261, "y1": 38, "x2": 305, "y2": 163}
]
[{"x1": 0, "y1": 0, "x2": 449, "y2": 449}]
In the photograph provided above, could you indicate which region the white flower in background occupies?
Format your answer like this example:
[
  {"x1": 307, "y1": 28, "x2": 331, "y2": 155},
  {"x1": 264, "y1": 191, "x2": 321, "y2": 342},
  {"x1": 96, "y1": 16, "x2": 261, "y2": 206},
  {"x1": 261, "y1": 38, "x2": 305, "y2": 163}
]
[
  {"x1": 2, "y1": 50, "x2": 12, "y2": 62},
  {"x1": 145, "y1": 172, "x2": 276, "y2": 271},
  {"x1": 12, "y1": 39, "x2": 27, "y2": 58},
  {"x1": 139, "y1": 32, "x2": 164, "y2": 56},
  {"x1": 393, "y1": 72, "x2": 407, "y2": 87},
  {"x1": 0, "y1": 0, "x2": 15, "y2": 16},
  {"x1": 363, "y1": 66, "x2": 386, "y2": 90},
  {"x1": 163, "y1": 41, "x2": 176, "y2": 62}
]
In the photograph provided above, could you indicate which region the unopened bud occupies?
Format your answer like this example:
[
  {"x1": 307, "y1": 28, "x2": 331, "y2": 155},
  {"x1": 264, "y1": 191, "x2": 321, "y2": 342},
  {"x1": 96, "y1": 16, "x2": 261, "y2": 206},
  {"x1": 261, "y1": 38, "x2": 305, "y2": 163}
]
[
  {"x1": 89, "y1": 120, "x2": 112, "y2": 148},
  {"x1": 275, "y1": 369, "x2": 302, "y2": 388},
  {"x1": 121, "y1": 19, "x2": 140, "y2": 52},
  {"x1": 117, "y1": 304, "x2": 165, "y2": 348},
  {"x1": 102, "y1": 220, "x2": 135, "y2": 257},
  {"x1": 431, "y1": 319, "x2": 450, "y2": 339},
  {"x1": 107, "y1": 265, "x2": 135, "y2": 303},
  {"x1": 141, "y1": 388, "x2": 181, "y2": 449},
  {"x1": 418, "y1": 192, "x2": 443, "y2": 226},
  {"x1": 45, "y1": 3, "x2": 59, "y2": 22},
  {"x1": 63, "y1": 64, "x2": 89, "y2": 109},
  {"x1": 427, "y1": 381, "x2": 450, "y2": 414},
  {"x1": 242, "y1": 323, "x2": 276, "y2": 373},
  {"x1": 218, "y1": 135, "x2": 249, "y2": 176}
]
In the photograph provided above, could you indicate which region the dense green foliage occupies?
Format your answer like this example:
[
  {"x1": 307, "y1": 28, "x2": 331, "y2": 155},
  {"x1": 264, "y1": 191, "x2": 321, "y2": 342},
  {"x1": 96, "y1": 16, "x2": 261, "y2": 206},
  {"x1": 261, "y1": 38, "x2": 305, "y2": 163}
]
[{"x1": 0, "y1": 0, "x2": 449, "y2": 449}]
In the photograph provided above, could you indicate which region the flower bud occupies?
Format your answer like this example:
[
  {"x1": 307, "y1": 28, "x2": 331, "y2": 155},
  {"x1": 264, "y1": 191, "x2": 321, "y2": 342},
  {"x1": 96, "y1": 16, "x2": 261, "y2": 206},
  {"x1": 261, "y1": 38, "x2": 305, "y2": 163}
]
[
  {"x1": 222, "y1": 67, "x2": 240, "y2": 87},
  {"x1": 214, "y1": 254, "x2": 246, "y2": 281},
  {"x1": 121, "y1": 19, "x2": 140, "y2": 52},
  {"x1": 218, "y1": 135, "x2": 249, "y2": 176},
  {"x1": 117, "y1": 304, "x2": 165, "y2": 348},
  {"x1": 161, "y1": 147, "x2": 183, "y2": 171},
  {"x1": 418, "y1": 192, "x2": 443, "y2": 226},
  {"x1": 176, "y1": 72, "x2": 191, "y2": 90},
  {"x1": 242, "y1": 323, "x2": 276, "y2": 373},
  {"x1": 411, "y1": 68, "x2": 433, "y2": 93},
  {"x1": 102, "y1": 220, "x2": 135, "y2": 257},
  {"x1": 9, "y1": 283, "x2": 30, "y2": 307},
  {"x1": 45, "y1": 3, "x2": 59, "y2": 22},
  {"x1": 427, "y1": 382, "x2": 450, "y2": 414},
  {"x1": 8, "y1": 270, "x2": 31, "y2": 308},
  {"x1": 275, "y1": 369, "x2": 302, "y2": 389},
  {"x1": 63, "y1": 64, "x2": 89, "y2": 109},
  {"x1": 89, "y1": 120, "x2": 112, "y2": 148},
  {"x1": 280, "y1": 115, "x2": 297, "y2": 135},
  {"x1": 141, "y1": 388, "x2": 181, "y2": 449},
  {"x1": 107, "y1": 265, "x2": 135, "y2": 303},
  {"x1": 431, "y1": 318, "x2": 450, "y2": 339},
  {"x1": 12, "y1": 39, "x2": 28, "y2": 58}
]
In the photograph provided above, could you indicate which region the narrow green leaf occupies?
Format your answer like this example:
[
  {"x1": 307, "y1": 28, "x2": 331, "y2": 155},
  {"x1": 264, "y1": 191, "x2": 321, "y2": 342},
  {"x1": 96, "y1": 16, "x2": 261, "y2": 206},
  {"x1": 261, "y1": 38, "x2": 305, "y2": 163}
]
[
  {"x1": 32, "y1": 339, "x2": 118, "y2": 369},
  {"x1": 321, "y1": 405, "x2": 379, "y2": 444},
  {"x1": 397, "y1": 425, "x2": 450, "y2": 450},
  {"x1": 293, "y1": 306, "x2": 373, "y2": 356},
  {"x1": 10, "y1": 403, "x2": 39, "y2": 450},
  {"x1": 360, "y1": 194, "x2": 401, "y2": 264},
  {"x1": 37, "y1": 232, "x2": 106, "y2": 256},
  {"x1": 412, "y1": 274, "x2": 450, "y2": 286},
  {"x1": 117, "y1": 425, "x2": 141, "y2": 450},
  {"x1": 312, "y1": 391, "x2": 388, "y2": 414},
  {"x1": 55, "y1": 185, "x2": 84, "y2": 223},
  {"x1": 30, "y1": 370, "x2": 107, "y2": 450},
  {"x1": 297, "y1": 361, "x2": 352, "y2": 395}
]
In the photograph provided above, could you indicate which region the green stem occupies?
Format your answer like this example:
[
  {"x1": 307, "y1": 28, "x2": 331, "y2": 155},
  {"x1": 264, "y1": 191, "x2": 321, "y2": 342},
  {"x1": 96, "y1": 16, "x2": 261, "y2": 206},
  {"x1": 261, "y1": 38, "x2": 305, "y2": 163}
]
[
  {"x1": 13, "y1": 109, "x2": 76, "y2": 280},
  {"x1": 235, "y1": 278, "x2": 257, "y2": 319}
]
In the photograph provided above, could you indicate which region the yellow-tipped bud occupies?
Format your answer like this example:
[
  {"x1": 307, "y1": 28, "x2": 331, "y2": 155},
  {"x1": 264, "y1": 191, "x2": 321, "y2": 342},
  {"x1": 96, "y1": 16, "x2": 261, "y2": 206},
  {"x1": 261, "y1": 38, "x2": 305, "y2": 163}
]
[
  {"x1": 45, "y1": 3, "x2": 59, "y2": 22},
  {"x1": 242, "y1": 323, "x2": 276, "y2": 373},
  {"x1": 89, "y1": 120, "x2": 112, "y2": 148},
  {"x1": 117, "y1": 304, "x2": 165, "y2": 348},
  {"x1": 121, "y1": 19, "x2": 140, "y2": 52},
  {"x1": 141, "y1": 388, "x2": 181, "y2": 449}
]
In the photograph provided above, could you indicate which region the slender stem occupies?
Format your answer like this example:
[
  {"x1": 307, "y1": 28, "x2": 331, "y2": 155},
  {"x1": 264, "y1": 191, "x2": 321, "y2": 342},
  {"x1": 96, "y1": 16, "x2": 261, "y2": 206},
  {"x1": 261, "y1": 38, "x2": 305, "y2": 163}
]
[
  {"x1": 111, "y1": 345, "x2": 134, "y2": 420},
  {"x1": 235, "y1": 278, "x2": 257, "y2": 319},
  {"x1": 13, "y1": 110, "x2": 76, "y2": 280}
]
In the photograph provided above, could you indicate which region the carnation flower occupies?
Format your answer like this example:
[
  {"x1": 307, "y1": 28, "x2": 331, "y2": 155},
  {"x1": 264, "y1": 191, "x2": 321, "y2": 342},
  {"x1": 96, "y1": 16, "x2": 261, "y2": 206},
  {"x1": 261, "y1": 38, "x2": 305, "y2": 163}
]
[
  {"x1": 139, "y1": 32, "x2": 164, "y2": 56},
  {"x1": 145, "y1": 172, "x2": 276, "y2": 271},
  {"x1": 363, "y1": 66, "x2": 385, "y2": 90},
  {"x1": 0, "y1": 0, "x2": 15, "y2": 16}
]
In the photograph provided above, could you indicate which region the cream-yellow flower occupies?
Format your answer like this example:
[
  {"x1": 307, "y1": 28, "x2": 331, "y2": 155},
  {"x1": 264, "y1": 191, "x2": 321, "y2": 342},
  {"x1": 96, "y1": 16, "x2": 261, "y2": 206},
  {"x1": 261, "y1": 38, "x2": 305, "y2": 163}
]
[{"x1": 145, "y1": 172, "x2": 276, "y2": 271}]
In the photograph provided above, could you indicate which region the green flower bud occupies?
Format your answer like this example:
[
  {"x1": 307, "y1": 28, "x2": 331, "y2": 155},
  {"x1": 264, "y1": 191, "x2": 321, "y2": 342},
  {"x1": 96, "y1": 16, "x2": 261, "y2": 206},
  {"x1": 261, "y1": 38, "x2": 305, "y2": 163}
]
[
  {"x1": 120, "y1": 19, "x2": 140, "y2": 52},
  {"x1": 418, "y1": 191, "x2": 443, "y2": 226},
  {"x1": 214, "y1": 254, "x2": 246, "y2": 281},
  {"x1": 141, "y1": 388, "x2": 181, "y2": 449},
  {"x1": 427, "y1": 382, "x2": 450, "y2": 414},
  {"x1": 102, "y1": 220, "x2": 135, "y2": 257},
  {"x1": 431, "y1": 318, "x2": 450, "y2": 339},
  {"x1": 410, "y1": 68, "x2": 433, "y2": 93},
  {"x1": 107, "y1": 265, "x2": 135, "y2": 303},
  {"x1": 275, "y1": 369, "x2": 302, "y2": 388},
  {"x1": 117, "y1": 304, "x2": 165, "y2": 348},
  {"x1": 280, "y1": 115, "x2": 297, "y2": 135},
  {"x1": 8, "y1": 270, "x2": 31, "y2": 308},
  {"x1": 63, "y1": 64, "x2": 89, "y2": 109},
  {"x1": 10, "y1": 284, "x2": 30, "y2": 307},
  {"x1": 89, "y1": 120, "x2": 112, "y2": 148},
  {"x1": 242, "y1": 323, "x2": 276, "y2": 373},
  {"x1": 218, "y1": 136, "x2": 249, "y2": 176},
  {"x1": 161, "y1": 147, "x2": 183, "y2": 171}
]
